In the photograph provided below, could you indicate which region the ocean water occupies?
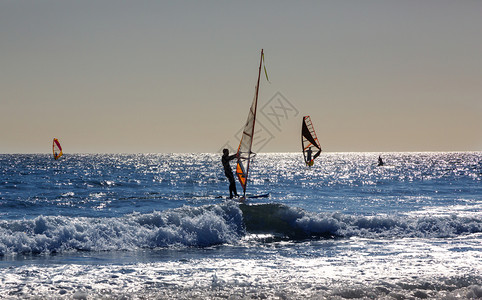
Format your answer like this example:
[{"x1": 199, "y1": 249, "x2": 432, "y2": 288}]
[{"x1": 0, "y1": 152, "x2": 481, "y2": 299}]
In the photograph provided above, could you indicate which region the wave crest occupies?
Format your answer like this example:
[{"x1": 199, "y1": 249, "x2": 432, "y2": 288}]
[
  {"x1": 241, "y1": 203, "x2": 482, "y2": 239},
  {"x1": 1, "y1": 202, "x2": 481, "y2": 255},
  {"x1": 0, "y1": 202, "x2": 244, "y2": 255}
]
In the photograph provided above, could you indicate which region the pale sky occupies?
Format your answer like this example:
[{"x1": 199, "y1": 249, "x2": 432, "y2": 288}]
[{"x1": 1, "y1": 1, "x2": 481, "y2": 153}]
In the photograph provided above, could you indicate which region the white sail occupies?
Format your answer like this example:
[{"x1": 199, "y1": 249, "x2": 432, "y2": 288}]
[{"x1": 236, "y1": 49, "x2": 265, "y2": 197}]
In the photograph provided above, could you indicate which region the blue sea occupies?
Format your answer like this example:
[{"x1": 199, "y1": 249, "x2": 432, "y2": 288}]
[{"x1": 0, "y1": 152, "x2": 481, "y2": 299}]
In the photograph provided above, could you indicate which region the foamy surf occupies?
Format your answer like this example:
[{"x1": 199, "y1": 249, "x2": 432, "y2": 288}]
[{"x1": 1, "y1": 202, "x2": 481, "y2": 256}]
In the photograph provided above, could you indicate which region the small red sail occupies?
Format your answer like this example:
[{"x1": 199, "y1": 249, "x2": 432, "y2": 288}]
[{"x1": 52, "y1": 138, "x2": 63, "y2": 160}]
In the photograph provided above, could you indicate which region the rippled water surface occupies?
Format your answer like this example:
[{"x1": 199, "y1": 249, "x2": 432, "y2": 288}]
[{"x1": 0, "y1": 152, "x2": 481, "y2": 299}]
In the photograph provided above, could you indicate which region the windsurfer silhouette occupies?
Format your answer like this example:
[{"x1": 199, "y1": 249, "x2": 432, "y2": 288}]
[
  {"x1": 305, "y1": 146, "x2": 320, "y2": 167},
  {"x1": 222, "y1": 149, "x2": 239, "y2": 199},
  {"x1": 378, "y1": 155, "x2": 384, "y2": 166}
]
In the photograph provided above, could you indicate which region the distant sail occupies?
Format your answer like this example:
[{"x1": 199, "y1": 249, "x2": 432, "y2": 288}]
[
  {"x1": 301, "y1": 116, "x2": 321, "y2": 166},
  {"x1": 236, "y1": 49, "x2": 265, "y2": 197},
  {"x1": 52, "y1": 138, "x2": 63, "y2": 160}
]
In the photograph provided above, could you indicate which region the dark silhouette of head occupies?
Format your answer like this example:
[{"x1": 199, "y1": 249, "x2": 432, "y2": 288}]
[{"x1": 223, "y1": 149, "x2": 229, "y2": 156}]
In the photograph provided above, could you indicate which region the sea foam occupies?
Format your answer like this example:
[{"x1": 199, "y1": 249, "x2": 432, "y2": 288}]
[
  {"x1": 1, "y1": 201, "x2": 481, "y2": 255},
  {"x1": 0, "y1": 202, "x2": 244, "y2": 255}
]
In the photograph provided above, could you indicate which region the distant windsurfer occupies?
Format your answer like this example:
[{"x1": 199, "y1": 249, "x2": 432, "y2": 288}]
[
  {"x1": 378, "y1": 155, "x2": 384, "y2": 166},
  {"x1": 222, "y1": 149, "x2": 239, "y2": 199}
]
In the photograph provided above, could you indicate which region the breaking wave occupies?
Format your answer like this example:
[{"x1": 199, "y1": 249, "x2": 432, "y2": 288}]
[
  {"x1": 241, "y1": 203, "x2": 482, "y2": 240},
  {"x1": 0, "y1": 202, "x2": 243, "y2": 255},
  {"x1": 1, "y1": 202, "x2": 481, "y2": 255}
]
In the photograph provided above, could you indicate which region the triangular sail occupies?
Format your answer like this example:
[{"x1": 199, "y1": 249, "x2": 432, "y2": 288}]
[
  {"x1": 301, "y1": 116, "x2": 321, "y2": 166},
  {"x1": 236, "y1": 49, "x2": 265, "y2": 197},
  {"x1": 52, "y1": 138, "x2": 63, "y2": 160}
]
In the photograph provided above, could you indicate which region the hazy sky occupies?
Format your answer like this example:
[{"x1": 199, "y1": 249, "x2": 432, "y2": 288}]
[{"x1": 1, "y1": 1, "x2": 481, "y2": 153}]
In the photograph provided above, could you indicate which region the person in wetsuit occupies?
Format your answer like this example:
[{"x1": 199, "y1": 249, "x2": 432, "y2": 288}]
[
  {"x1": 306, "y1": 146, "x2": 321, "y2": 167},
  {"x1": 306, "y1": 147, "x2": 313, "y2": 163},
  {"x1": 222, "y1": 149, "x2": 239, "y2": 199}
]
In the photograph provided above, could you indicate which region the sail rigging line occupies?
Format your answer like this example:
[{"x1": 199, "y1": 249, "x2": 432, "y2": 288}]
[
  {"x1": 236, "y1": 49, "x2": 265, "y2": 198},
  {"x1": 262, "y1": 52, "x2": 270, "y2": 83},
  {"x1": 301, "y1": 116, "x2": 322, "y2": 166}
]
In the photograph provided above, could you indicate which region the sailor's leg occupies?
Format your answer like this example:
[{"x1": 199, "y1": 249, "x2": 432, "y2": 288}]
[{"x1": 228, "y1": 176, "x2": 236, "y2": 198}]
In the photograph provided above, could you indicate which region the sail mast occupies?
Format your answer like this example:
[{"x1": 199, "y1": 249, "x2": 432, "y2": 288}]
[
  {"x1": 236, "y1": 49, "x2": 264, "y2": 198},
  {"x1": 244, "y1": 49, "x2": 263, "y2": 194}
]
